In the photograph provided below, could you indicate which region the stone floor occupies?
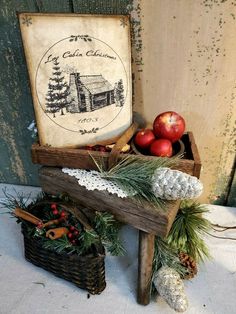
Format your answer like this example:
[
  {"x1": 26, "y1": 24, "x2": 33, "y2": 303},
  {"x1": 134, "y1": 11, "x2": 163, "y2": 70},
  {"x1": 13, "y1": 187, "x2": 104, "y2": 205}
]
[{"x1": 0, "y1": 183, "x2": 236, "y2": 314}]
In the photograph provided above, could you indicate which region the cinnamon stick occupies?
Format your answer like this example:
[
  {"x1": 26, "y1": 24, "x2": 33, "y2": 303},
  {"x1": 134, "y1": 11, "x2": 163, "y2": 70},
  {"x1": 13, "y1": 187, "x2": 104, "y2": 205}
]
[
  {"x1": 42, "y1": 215, "x2": 68, "y2": 228},
  {"x1": 46, "y1": 227, "x2": 69, "y2": 240},
  {"x1": 14, "y1": 208, "x2": 42, "y2": 226}
]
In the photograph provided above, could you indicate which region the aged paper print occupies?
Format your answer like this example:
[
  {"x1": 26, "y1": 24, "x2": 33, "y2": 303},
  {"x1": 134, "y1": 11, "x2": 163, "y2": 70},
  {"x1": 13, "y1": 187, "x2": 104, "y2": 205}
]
[{"x1": 19, "y1": 13, "x2": 132, "y2": 147}]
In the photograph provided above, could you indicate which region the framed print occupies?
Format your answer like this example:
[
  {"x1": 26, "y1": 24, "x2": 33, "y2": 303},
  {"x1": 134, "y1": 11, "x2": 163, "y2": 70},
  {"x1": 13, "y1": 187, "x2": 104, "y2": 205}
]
[{"x1": 19, "y1": 13, "x2": 132, "y2": 147}]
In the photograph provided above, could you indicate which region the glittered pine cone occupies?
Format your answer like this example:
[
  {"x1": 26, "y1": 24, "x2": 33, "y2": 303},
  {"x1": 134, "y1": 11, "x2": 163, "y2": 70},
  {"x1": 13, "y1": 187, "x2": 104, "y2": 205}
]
[
  {"x1": 153, "y1": 266, "x2": 188, "y2": 312},
  {"x1": 179, "y1": 252, "x2": 198, "y2": 279},
  {"x1": 152, "y1": 167, "x2": 203, "y2": 200}
]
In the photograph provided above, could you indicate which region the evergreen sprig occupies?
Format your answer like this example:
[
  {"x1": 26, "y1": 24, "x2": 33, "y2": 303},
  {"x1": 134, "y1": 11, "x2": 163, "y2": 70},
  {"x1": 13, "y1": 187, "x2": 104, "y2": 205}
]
[
  {"x1": 94, "y1": 212, "x2": 125, "y2": 256},
  {"x1": 92, "y1": 155, "x2": 177, "y2": 209},
  {"x1": 0, "y1": 188, "x2": 30, "y2": 212},
  {"x1": 153, "y1": 236, "x2": 187, "y2": 278},
  {"x1": 42, "y1": 236, "x2": 76, "y2": 254},
  {"x1": 167, "y1": 201, "x2": 211, "y2": 262},
  {"x1": 1, "y1": 191, "x2": 125, "y2": 257},
  {"x1": 78, "y1": 230, "x2": 99, "y2": 254}
]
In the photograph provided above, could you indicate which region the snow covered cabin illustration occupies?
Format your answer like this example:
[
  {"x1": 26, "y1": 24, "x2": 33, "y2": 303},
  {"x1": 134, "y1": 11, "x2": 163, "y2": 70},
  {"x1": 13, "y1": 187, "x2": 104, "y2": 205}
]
[{"x1": 68, "y1": 73, "x2": 115, "y2": 113}]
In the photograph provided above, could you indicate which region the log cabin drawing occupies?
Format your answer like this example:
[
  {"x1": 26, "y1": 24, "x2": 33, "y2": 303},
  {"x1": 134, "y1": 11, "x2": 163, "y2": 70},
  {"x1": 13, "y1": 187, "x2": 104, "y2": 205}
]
[{"x1": 67, "y1": 72, "x2": 115, "y2": 113}]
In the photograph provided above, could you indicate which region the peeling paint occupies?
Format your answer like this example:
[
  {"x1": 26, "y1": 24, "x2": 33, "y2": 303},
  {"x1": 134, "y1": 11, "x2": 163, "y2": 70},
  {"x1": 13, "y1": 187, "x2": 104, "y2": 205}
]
[
  {"x1": 0, "y1": 108, "x2": 27, "y2": 183},
  {"x1": 140, "y1": 0, "x2": 236, "y2": 204}
]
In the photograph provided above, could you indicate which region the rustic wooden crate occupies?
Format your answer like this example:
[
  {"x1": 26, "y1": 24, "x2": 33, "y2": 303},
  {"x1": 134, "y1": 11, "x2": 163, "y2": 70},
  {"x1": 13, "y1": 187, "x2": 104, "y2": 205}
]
[
  {"x1": 36, "y1": 130, "x2": 201, "y2": 306},
  {"x1": 32, "y1": 131, "x2": 201, "y2": 178}
]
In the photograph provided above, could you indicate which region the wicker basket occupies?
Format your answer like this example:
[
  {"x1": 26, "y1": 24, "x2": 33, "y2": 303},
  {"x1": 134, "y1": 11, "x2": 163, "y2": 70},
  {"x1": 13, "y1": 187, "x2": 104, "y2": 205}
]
[{"x1": 22, "y1": 226, "x2": 106, "y2": 294}]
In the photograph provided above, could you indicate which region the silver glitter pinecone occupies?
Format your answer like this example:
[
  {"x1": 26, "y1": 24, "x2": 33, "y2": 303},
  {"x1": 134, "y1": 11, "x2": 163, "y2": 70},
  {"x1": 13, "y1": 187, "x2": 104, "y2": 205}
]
[
  {"x1": 152, "y1": 167, "x2": 203, "y2": 200},
  {"x1": 153, "y1": 266, "x2": 188, "y2": 312}
]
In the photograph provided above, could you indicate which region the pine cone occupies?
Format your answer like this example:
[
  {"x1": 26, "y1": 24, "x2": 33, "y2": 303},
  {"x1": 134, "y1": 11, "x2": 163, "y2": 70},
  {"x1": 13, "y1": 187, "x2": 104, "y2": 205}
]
[
  {"x1": 179, "y1": 252, "x2": 198, "y2": 279},
  {"x1": 152, "y1": 167, "x2": 203, "y2": 200},
  {"x1": 153, "y1": 266, "x2": 188, "y2": 312}
]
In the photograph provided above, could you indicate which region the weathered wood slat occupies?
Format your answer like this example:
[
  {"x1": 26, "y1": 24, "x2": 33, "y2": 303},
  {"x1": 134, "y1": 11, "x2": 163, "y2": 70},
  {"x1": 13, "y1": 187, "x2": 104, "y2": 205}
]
[
  {"x1": 188, "y1": 132, "x2": 201, "y2": 178},
  {"x1": 35, "y1": 0, "x2": 72, "y2": 12},
  {"x1": 72, "y1": 0, "x2": 132, "y2": 14},
  {"x1": 32, "y1": 144, "x2": 195, "y2": 174},
  {"x1": 0, "y1": 0, "x2": 39, "y2": 185},
  {"x1": 226, "y1": 166, "x2": 236, "y2": 207},
  {"x1": 31, "y1": 132, "x2": 200, "y2": 176},
  {"x1": 39, "y1": 166, "x2": 180, "y2": 236},
  {"x1": 137, "y1": 231, "x2": 155, "y2": 305},
  {"x1": 0, "y1": 0, "x2": 73, "y2": 186}
]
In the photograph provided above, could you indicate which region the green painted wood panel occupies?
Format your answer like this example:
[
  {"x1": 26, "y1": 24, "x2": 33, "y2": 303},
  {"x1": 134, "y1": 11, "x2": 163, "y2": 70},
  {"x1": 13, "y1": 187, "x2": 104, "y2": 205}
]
[
  {"x1": 72, "y1": 0, "x2": 133, "y2": 14},
  {"x1": 35, "y1": 0, "x2": 73, "y2": 12},
  {"x1": 0, "y1": 0, "x2": 39, "y2": 186},
  {"x1": 0, "y1": 0, "x2": 72, "y2": 186}
]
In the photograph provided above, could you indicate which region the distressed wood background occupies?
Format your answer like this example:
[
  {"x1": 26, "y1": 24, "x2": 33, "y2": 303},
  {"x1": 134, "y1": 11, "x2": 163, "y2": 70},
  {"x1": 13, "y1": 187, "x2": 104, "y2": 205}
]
[
  {"x1": 0, "y1": 0, "x2": 235, "y2": 205},
  {"x1": 139, "y1": 0, "x2": 236, "y2": 205}
]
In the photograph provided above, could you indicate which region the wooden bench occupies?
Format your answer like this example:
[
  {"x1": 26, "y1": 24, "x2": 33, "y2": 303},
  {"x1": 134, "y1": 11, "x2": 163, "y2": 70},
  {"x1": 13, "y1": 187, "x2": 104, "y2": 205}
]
[
  {"x1": 33, "y1": 130, "x2": 201, "y2": 305},
  {"x1": 39, "y1": 166, "x2": 180, "y2": 305}
]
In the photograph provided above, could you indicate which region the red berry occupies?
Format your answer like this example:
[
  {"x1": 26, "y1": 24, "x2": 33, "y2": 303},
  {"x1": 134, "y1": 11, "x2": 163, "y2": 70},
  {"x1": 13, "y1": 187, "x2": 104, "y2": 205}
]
[
  {"x1": 52, "y1": 209, "x2": 59, "y2": 215},
  {"x1": 68, "y1": 232, "x2": 73, "y2": 238},
  {"x1": 60, "y1": 211, "x2": 66, "y2": 218},
  {"x1": 86, "y1": 146, "x2": 93, "y2": 151},
  {"x1": 73, "y1": 230, "x2": 79, "y2": 236},
  {"x1": 71, "y1": 240, "x2": 76, "y2": 245},
  {"x1": 51, "y1": 203, "x2": 57, "y2": 210},
  {"x1": 37, "y1": 222, "x2": 43, "y2": 229},
  {"x1": 99, "y1": 146, "x2": 107, "y2": 152},
  {"x1": 70, "y1": 226, "x2": 75, "y2": 231},
  {"x1": 94, "y1": 145, "x2": 100, "y2": 151}
]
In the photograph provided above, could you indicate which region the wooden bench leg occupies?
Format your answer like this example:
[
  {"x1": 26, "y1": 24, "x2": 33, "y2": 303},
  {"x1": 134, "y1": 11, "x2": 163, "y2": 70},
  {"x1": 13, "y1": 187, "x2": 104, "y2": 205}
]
[{"x1": 137, "y1": 231, "x2": 155, "y2": 305}]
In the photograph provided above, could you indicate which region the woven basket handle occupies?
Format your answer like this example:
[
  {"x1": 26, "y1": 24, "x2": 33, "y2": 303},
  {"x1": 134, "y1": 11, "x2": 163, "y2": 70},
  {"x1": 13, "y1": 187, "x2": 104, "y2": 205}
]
[{"x1": 108, "y1": 121, "x2": 139, "y2": 170}]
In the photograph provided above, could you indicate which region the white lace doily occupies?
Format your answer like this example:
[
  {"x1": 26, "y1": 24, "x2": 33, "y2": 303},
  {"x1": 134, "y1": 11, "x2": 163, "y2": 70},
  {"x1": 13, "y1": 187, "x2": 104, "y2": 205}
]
[{"x1": 62, "y1": 168, "x2": 130, "y2": 198}]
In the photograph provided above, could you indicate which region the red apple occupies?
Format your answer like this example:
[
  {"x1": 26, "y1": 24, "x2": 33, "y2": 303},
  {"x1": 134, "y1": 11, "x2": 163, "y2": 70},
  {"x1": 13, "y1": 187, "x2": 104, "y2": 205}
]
[
  {"x1": 134, "y1": 129, "x2": 155, "y2": 149},
  {"x1": 150, "y1": 139, "x2": 173, "y2": 157},
  {"x1": 153, "y1": 111, "x2": 185, "y2": 143}
]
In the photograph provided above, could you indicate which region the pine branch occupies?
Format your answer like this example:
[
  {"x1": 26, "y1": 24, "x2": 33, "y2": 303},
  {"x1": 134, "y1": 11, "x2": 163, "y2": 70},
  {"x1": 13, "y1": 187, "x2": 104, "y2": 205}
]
[
  {"x1": 93, "y1": 155, "x2": 177, "y2": 209},
  {"x1": 167, "y1": 201, "x2": 212, "y2": 262},
  {"x1": 152, "y1": 236, "x2": 187, "y2": 277},
  {"x1": 0, "y1": 188, "x2": 31, "y2": 212},
  {"x1": 94, "y1": 212, "x2": 125, "y2": 256},
  {"x1": 42, "y1": 236, "x2": 76, "y2": 254},
  {"x1": 78, "y1": 230, "x2": 99, "y2": 254}
]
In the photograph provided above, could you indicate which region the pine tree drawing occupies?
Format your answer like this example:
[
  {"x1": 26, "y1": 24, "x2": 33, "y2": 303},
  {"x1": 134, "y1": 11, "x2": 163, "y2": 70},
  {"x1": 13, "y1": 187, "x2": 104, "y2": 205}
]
[
  {"x1": 45, "y1": 60, "x2": 70, "y2": 117},
  {"x1": 114, "y1": 79, "x2": 125, "y2": 107}
]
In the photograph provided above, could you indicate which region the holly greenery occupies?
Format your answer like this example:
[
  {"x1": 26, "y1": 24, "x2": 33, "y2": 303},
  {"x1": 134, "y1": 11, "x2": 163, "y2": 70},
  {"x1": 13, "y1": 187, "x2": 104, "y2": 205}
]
[
  {"x1": 2, "y1": 191, "x2": 125, "y2": 257},
  {"x1": 167, "y1": 201, "x2": 211, "y2": 262}
]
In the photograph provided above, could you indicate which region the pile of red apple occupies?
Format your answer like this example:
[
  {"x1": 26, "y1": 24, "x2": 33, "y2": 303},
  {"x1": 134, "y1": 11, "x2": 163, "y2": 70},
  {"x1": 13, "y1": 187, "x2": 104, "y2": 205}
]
[{"x1": 134, "y1": 111, "x2": 186, "y2": 157}]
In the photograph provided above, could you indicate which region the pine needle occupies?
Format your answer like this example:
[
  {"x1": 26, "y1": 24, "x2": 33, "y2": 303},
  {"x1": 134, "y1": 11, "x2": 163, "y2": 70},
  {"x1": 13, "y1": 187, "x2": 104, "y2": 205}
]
[
  {"x1": 42, "y1": 236, "x2": 76, "y2": 254},
  {"x1": 78, "y1": 230, "x2": 99, "y2": 253},
  {"x1": 90, "y1": 154, "x2": 178, "y2": 209},
  {"x1": 94, "y1": 212, "x2": 125, "y2": 256},
  {"x1": 0, "y1": 188, "x2": 30, "y2": 211},
  {"x1": 167, "y1": 201, "x2": 212, "y2": 262},
  {"x1": 153, "y1": 236, "x2": 187, "y2": 278}
]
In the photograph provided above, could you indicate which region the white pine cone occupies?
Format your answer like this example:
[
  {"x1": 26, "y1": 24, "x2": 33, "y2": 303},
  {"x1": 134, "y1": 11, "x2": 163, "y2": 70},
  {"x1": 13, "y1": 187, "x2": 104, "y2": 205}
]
[
  {"x1": 152, "y1": 167, "x2": 203, "y2": 200},
  {"x1": 153, "y1": 266, "x2": 188, "y2": 312}
]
